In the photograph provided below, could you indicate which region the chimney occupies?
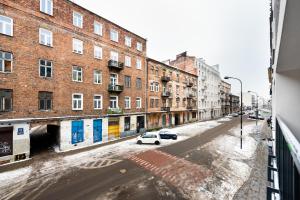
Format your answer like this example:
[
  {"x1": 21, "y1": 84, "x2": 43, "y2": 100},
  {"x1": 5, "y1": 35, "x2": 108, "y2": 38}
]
[{"x1": 176, "y1": 51, "x2": 187, "y2": 59}]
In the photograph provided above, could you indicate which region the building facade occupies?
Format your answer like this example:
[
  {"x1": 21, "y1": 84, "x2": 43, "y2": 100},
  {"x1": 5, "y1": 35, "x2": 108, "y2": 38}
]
[
  {"x1": 197, "y1": 59, "x2": 222, "y2": 120},
  {"x1": 229, "y1": 94, "x2": 240, "y2": 113},
  {"x1": 242, "y1": 92, "x2": 255, "y2": 110},
  {"x1": 220, "y1": 80, "x2": 231, "y2": 116},
  {"x1": 0, "y1": 0, "x2": 147, "y2": 163},
  {"x1": 268, "y1": 0, "x2": 300, "y2": 199},
  {"x1": 146, "y1": 58, "x2": 198, "y2": 130}
]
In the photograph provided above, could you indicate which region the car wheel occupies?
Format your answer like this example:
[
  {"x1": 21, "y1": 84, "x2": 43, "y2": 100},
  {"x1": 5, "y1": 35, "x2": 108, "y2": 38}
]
[
  {"x1": 172, "y1": 137, "x2": 177, "y2": 140},
  {"x1": 137, "y1": 140, "x2": 142, "y2": 145},
  {"x1": 155, "y1": 141, "x2": 160, "y2": 145}
]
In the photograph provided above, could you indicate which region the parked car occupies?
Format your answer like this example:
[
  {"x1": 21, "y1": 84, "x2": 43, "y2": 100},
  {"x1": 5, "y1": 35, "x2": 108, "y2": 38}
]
[
  {"x1": 249, "y1": 114, "x2": 265, "y2": 120},
  {"x1": 232, "y1": 113, "x2": 239, "y2": 117},
  {"x1": 136, "y1": 132, "x2": 161, "y2": 145},
  {"x1": 158, "y1": 129, "x2": 178, "y2": 140}
]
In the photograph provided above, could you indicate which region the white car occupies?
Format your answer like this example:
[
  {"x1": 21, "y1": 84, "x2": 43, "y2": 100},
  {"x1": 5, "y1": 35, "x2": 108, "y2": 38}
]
[{"x1": 136, "y1": 132, "x2": 161, "y2": 145}]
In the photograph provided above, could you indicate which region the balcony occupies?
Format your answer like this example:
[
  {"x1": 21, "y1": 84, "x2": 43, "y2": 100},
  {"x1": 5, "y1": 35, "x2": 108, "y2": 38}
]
[
  {"x1": 161, "y1": 91, "x2": 171, "y2": 98},
  {"x1": 161, "y1": 107, "x2": 171, "y2": 112},
  {"x1": 107, "y1": 108, "x2": 123, "y2": 114},
  {"x1": 161, "y1": 76, "x2": 171, "y2": 82},
  {"x1": 187, "y1": 81, "x2": 194, "y2": 87},
  {"x1": 187, "y1": 93, "x2": 195, "y2": 99},
  {"x1": 108, "y1": 60, "x2": 124, "y2": 70},
  {"x1": 187, "y1": 105, "x2": 196, "y2": 110},
  {"x1": 108, "y1": 84, "x2": 124, "y2": 93}
]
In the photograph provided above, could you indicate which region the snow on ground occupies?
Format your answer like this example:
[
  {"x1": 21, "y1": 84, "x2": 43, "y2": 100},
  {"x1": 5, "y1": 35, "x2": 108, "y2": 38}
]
[{"x1": 192, "y1": 122, "x2": 262, "y2": 200}]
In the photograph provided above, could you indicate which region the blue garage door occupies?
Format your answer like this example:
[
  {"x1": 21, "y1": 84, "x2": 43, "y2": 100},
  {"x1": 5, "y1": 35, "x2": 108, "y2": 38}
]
[
  {"x1": 72, "y1": 120, "x2": 84, "y2": 144},
  {"x1": 93, "y1": 119, "x2": 102, "y2": 143}
]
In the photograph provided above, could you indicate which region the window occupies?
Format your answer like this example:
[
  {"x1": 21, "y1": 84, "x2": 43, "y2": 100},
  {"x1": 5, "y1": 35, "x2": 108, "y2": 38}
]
[
  {"x1": 0, "y1": 51, "x2": 13, "y2": 73},
  {"x1": 176, "y1": 85, "x2": 180, "y2": 95},
  {"x1": 110, "y1": 51, "x2": 118, "y2": 62},
  {"x1": 0, "y1": 15, "x2": 13, "y2": 36},
  {"x1": 124, "y1": 117, "x2": 130, "y2": 131},
  {"x1": 136, "y1": 97, "x2": 142, "y2": 109},
  {"x1": 136, "y1": 78, "x2": 142, "y2": 89},
  {"x1": 176, "y1": 73, "x2": 180, "y2": 82},
  {"x1": 155, "y1": 99, "x2": 159, "y2": 108},
  {"x1": 125, "y1": 96, "x2": 131, "y2": 109},
  {"x1": 137, "y1": 42, "x2": 143, "y2": 51},
  {"x1": 93, "y1": 70, "x2": 102, "y2": 84},
  {"x1": 39, "y1": 59, "x2": 52, "y2": 78},
  {"x1": 125, "y1": 76, "x2": 131, "y2": 88},
  {"x1": 72, "y1": 66, "x2": 82, "y2": 82},
  {"x1": 94, "y1": 95, "x2": 102, "y2": 110},
  {"x1": 94, "y1": 21, "x2": 103, "y2": 36},
  {"x1": 150, "y1": 81, "x2": 154, "y2": 91},
  {"x1": 155, "y1": 67, "x2": 159, "y2": 76},
  {"x1": 73, "y1": 11, "x2": 83, "y2": 28},
  {"x1": 109, "y1": 96, "x2": 118, "y2": 108},
  {"x1": 73, "y1": 38, "x2": 83, "y2": 54},
  {"x1": 155, "y1": 82, "x2": 159, "y2": 92},
  {"x1": 0, "y1": 89, "x2": 12, "y2": 112},
  {"x1": 125, "y1": 56, "x2": 131, "y2": 67},
  {"x1": 150, "y1": 98, "x2": 154, "y2": 108},
  {"x1": 40, "y1": 0, "x2": 53, "y2": 15},
  {"x1": 136, "y1": 59, "x2": 142, "y2": 69},
  {"x1": 125, "y1": 36, "x2": 131, "y2": 47},
  {"x1": 72, "y1": 93, "x2": 83, "y2": 110},
  {"x1": 39, "y1": 91, "x2": 52, "y2": 111},
  {"x1": 39, "y1": 28, "x2": 52, "y2": 47},
  {"x1": 94, "y1": 46, "x2": 102, "y2": 59},
  {"x1": 110, "y1": 29, "x2": 118, "y2": 42}
]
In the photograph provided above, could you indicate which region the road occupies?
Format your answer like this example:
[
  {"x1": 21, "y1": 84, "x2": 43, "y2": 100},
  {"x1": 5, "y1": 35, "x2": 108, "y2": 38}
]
[{"x1": 5, "y1": 117, "x2": 259, "y2": 200}]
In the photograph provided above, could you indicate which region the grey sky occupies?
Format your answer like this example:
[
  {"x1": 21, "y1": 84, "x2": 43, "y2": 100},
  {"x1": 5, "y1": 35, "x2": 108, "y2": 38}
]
[{"x1": 74, "y1": 0, "x2": 270, "y2": 98}]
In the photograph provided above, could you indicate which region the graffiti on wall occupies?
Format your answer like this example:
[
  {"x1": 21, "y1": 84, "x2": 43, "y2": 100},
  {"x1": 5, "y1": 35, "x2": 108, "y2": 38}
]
[{"x1": 0, "y1": 142, "x2": 12, "y2": 155}]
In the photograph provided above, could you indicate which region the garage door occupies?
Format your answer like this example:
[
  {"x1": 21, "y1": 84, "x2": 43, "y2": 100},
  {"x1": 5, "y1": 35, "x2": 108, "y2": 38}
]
[
  {"x1": 108, "y1": 118, "x2": 120, "y2": 140},
  {"x1": 71, "y1": 121, "x2": 84, "y2": 144},
  {"x1": 93, "y1": 119, "x2": 102, "y2": 143},
  {"x1": 0, "y1": 127, "x2": 13, "y2": 157}
]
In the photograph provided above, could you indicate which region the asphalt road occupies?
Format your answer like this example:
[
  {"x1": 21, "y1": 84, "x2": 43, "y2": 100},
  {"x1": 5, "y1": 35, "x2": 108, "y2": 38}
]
[{"x1": 10, "y1": 117, "x2": 251, "y2": 200}]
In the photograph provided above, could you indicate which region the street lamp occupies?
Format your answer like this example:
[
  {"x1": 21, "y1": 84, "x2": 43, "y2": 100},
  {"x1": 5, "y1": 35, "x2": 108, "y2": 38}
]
[
  {"x1": 224, "y1": 76, "x2": 243, "y2": 149},
  {"x1": 248, "y1": 90, "x2": 259, "y2": 127}
]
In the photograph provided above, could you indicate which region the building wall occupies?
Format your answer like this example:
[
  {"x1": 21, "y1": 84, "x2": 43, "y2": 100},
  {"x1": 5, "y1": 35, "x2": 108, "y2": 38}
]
[
  {"x1": 0, "y1": 0, "x2": 147, "y2": 119},
  {"x1": 220, "y1": 80, "x2": 231, "y2": 115}
]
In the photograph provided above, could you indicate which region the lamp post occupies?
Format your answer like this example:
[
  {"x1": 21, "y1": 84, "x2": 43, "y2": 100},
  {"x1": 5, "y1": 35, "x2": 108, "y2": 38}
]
[
  {"x1": 224, "y1": 76, "x2": 243, "y2": 149},
  {"x1": 248, "y1": 91, "x2": 259, "y2": 127}
]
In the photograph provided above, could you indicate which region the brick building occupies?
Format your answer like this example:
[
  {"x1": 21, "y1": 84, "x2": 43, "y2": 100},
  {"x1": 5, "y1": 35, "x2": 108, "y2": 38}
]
[
  {"x1": 0, "y1": 0, "x2": 147, "y2": 163},
  {"x1": 146, "y1": 58, "x2": 198, "y2": 130},
  {"x1": 220, "y1": 80, "x2": 231, "y2": 116}
]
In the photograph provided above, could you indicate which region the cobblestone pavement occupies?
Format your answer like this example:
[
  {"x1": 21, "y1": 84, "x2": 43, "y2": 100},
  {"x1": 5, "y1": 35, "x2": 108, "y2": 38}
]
[{"x1": 233, "y1": 122, "x2": 271, "y2": 200}]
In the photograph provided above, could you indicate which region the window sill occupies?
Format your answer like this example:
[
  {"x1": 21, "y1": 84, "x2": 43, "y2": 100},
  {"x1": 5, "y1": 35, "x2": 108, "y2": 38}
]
[
  {"x1": 73, "y1": 51, "x2": 83, "y2": 55},
  {"x1": 72, "y1": 109, "x2": 83, "y2": 111},
  {"x1": 40, "y1": 11, "x2": 53, "y2": 17},
  {"x1": 0, "y1": 33, "x2": 13, "y2": 37},
  {"x1": 39, "y1": 43, "x2": 53, "y2": 48}
]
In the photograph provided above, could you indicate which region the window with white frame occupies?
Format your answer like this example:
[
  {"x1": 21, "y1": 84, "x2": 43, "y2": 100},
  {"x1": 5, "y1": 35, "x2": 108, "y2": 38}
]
[
  {"x1": 136, "y1": 97, "x2": 142, "y2": 109},
  {"x1": 94, "y1": 95, "x2": 102, "y2": 109},
  {"x1": 125, "y1": 36, "x2": 131, "y2": 47},
  {"x1": 150, "y1": 81, "x2": 154, "y2": 91},
  {"x1": 136, "y1": 58, "x2": 142, "y2": 69},
  {"x1": 125, "y1": 96, "x2": 131, "y2": 109},
  {"x1": 72, "y1": 93, "x2": 83, "y2": 110},
  {"x1": 125, "y1": 56, "x2": 131, "y2": 67},
  {"x1": 94, "y1": 21, "x2": 103, "y2": 36},
  {"x1": 109, "y1": 96, "x2": 118, "y2": 108},
  {"x1": 94, "y1": 46, "x2": 102, "y2": 59},
  {"x1": 110, "y1": 51, "x2": 118, "y2": 62},
  {"x1": 72, "y1": 66, "x2": 82, "y2": 82},
  {"x1": 137, "y1": 42, "x2": 143, "y2": 51},
  {"x1": 0, "y1": 51, "x2": 13, "y2": 73},
  {"x1": 110, "y1": 29, "x2": 118, "y2": 42},
  {"x1": 0, "y1": 89, "x2": 12, "y2": 112},
  {"x1": 39, "y1": 59, "x2": 52, "y2": 78},
  {"x1": 40, "y1": 0, "x2": 53, "y2": 15},
  {"x1": 93, "y1": 70, "x2": 102, "y2": 84},
  {"x1": 39, "y1": 91, "x2": 52, "y2": 111},
  {"x1": 73, "y1": 11, "x2": 83, "y2": 28},
  {"x1": 39, "y1": 28, "x2": 53, "y2": 47},
  {"x1": 0, "y1": 15, "x2": 13, "y2": 36},
  {"x1": 73, "y1": 38, "x2": 83, "y2": 54},
  {"x1": 155, "y1": 82, "x2": 159, "y2": 92}
]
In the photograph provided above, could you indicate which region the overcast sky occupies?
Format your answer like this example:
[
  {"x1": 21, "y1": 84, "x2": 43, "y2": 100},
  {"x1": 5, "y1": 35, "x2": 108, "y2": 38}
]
[{"x1": 74, "y1": 0, "x2": 270, "y2": 98}]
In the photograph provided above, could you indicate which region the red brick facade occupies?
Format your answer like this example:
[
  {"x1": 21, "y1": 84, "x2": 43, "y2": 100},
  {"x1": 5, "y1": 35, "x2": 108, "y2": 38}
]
[{"x1": 0, "y1": 0, "x2": 147, "y2": 119}]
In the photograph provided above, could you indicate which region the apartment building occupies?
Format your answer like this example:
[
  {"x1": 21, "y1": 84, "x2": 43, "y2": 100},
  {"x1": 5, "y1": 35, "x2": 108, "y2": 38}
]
[
  {"x1": 268, "y1": 0, "x2": 300, "y2": 199},
  {"x1": 229, "y1": 94, "x2": 240, "y2": 113},
  {"x1": 0, "y1": 0, "x2": 146, "y2": 163},
  {"x1": 146, "y1": 58, "x2": 198, "y2": 130},
  {"x1": 220, "y1": 80, "x2": 231, "y2": 116},
  {"x1": 197, "y1": 59, "x2": 222, "y2": 120}
]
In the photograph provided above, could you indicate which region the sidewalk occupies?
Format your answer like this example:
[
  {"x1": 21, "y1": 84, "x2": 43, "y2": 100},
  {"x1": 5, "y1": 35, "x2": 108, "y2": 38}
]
[{"x1": 233, "y1": 121, "x2": 271, "y2": 200}]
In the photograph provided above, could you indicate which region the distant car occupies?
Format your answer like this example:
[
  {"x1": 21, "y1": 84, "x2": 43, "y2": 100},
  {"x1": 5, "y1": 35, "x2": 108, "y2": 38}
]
[
  {"x1": 158, "y1": 129, "x2": 178, "y2": 140},
  {"x1": 232, "y1": 113, "x2": 239, "y2": 117},
  {"x1": 136, "y1": 132, "x2": 161, "y2": 145},
  {"x1": 249, "y1": 114, "x2": 265, "y2": 120},
  {"x1": 238, "y1": 111, "x2": 246, "y2": 115}
]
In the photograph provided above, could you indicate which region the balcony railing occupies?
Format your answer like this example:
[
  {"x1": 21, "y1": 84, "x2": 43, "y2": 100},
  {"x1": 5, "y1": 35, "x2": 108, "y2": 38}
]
[
  {"x1": 108, "y1": 60, "x2": 124, "y2": 70},
  {"x1": 107, "y1": 108, "x2": 123, "y2": 114},
  {"x1": 161, "y1": 76, "x2": 171, "y2": 82},
  {"x1": 161, "y1": 91, "x2": 171, "y2": 98},
  {"x1": 108, "y1": 84, "x2": 124, "y2": 93},
  {"x1": 161, "y1": 107, "x2": 171, "y2": 112},
  {"x1": 187, "y1": 93, "x2": 195, "y2": 99}
]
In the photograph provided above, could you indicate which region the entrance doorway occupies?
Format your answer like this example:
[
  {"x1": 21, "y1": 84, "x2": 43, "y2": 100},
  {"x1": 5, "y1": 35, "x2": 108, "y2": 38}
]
[
  {"x1": 175, "y1": 114, "x2": 180, "y2": 126},
  {"x1": 136, "y1": 116, "x2": 145, "y2": 133},
  {"x1": 0, "y1": 127, "x2": 13, "y2": 158}
]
